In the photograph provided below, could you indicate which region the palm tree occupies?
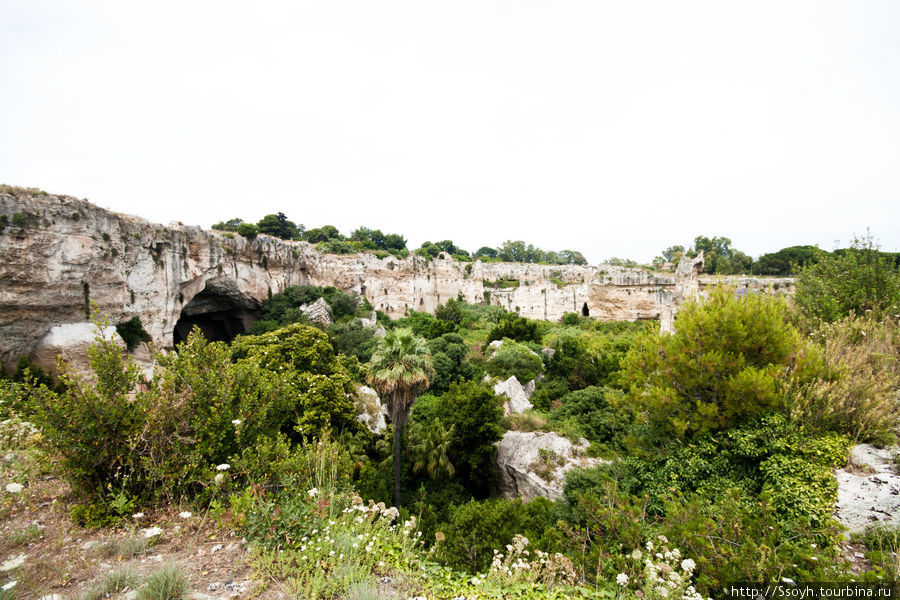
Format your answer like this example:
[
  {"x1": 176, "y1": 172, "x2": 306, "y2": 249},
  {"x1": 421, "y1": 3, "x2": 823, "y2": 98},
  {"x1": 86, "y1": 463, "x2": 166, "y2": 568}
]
[
  {"x1": 367, "y1": 328, "x2": 434, "y2": 506},
  {"x1": 408, "y1": 420, "x2": 455, "y2": 480}
]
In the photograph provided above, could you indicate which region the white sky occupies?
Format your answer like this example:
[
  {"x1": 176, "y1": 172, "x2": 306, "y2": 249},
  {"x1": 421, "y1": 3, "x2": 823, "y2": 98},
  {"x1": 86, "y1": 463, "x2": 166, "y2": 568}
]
[{"x1": 2, "y1": 1, "x2": 899, "y2": 263}]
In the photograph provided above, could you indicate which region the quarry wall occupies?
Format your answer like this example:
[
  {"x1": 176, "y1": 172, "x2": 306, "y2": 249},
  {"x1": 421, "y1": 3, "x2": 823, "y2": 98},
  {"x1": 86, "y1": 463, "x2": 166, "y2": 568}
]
[{"x1": 0, "y1": 190, "x2": 792, "y2": 368}]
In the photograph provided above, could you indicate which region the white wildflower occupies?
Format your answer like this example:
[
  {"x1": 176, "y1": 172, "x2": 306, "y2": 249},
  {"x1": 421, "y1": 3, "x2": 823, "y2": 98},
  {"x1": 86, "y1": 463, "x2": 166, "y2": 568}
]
[
  {"x1": 4, "y1": 483, "x2": 23, "y2": 494},
  {"x1": 142, "y1": 526, "x2": 163, "y2": 538},
  {"x1": 0, "y1": 554, "x2": 26, "y2": 572},
  {"x1": 308, "y1": 488, "x2": 319, "y2": 497},
  {"x1": 681, "y1": 558, "x2": 696, "y2": 573},
  {"x1": 617, "y1": 573, "x2": 629, "y2": 586},
  {"x1": 231, "y1": 419, "x2": 241, "y2": 425},
  {"x1": 214, "y1": 473, "x2": 225, "y2": 485},
  {"x1": 179, "y1": 511, "x2": 192, "y2": 519},
  {"x1": 132, "y1": 512, "x2": 145, "y2": 519},
  {"x1": 216, "y1": 463, "x2": 230, "y2": 471}
]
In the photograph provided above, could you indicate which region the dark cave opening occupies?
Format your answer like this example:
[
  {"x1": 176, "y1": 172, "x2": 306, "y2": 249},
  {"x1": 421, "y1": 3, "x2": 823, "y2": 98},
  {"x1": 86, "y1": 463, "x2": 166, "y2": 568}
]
[
  {"x1": 581, "y1": 302, "x2": 590, "y2": 317},
  {"x1": 173, "y1": 279, "x2": 261, "y2": 346}
]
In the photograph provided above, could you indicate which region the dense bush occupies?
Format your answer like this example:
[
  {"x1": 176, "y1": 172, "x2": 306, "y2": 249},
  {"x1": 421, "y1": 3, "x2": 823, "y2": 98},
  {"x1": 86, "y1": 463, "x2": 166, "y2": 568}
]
[
  {"x1": 548, "y1": 386, "x2": 631, "y2": 450},
  {"x1": 249, "y1": 285, "x2": 363, "y2": 334},
  {"x1": 620, "y1": 285, "x2": 823, "y2": 441},
  {"x1": 27, "y1": 322, "x2": 357, "y2": 511},
  {"x1": 435, "y1": 497, "x2": 566, "y2": 573},
  {"x1": 426, "y1": 333, "x2": 477, "y2": 395},
  {"x1": 787, "y1": 313, "x2": 900, "y2": 444},
  {"x1": 485, "y1": 340, "x2": 543, "y2": 383},
  {"x1": 327, "y1": 319, "x2": 377, "y2": 364},
  {"x1": 753, "y1": 244, "x2": 827, "y2": 276},
  {"x1": 794, "y1": 232, "x2": 900, "y2": 324},
  {"x1": 392, "y1": 310, "x2": 458, "y2": 339},
  {"x1": 487, "y1": 314, "x2": 541, "y2": 344},
  {"x1": 563, "y1": 414, "x2": 850, "y2": 592},
  {"x1": 115, "y1": 316, "x2": 151, "y2": 351},
  {"x1": 409, "y1": 381, "x2": 504, "y2": 497}
]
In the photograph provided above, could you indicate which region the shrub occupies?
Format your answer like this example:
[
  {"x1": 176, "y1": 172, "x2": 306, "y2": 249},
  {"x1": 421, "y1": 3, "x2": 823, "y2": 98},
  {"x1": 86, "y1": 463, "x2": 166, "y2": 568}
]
[
  {"x1": 115, "y1": 316, "x2": 152, "y2": 351},
  {"x1": 549, "y1": 385, "x2": 631, "y2": 450},
  {"x1": 485, "y1": 340, "x2": 543, "y2": 383},
  {"x1": 435, "y1": 497, "x2": 565, "y2": 573},
  {"x1": 794, "y1": 231, "x2": 900, "y2": 324},
  {"x1": 787, "y1": 313, "x2": 900, "y2": 444},
  {"x1": 426, "y1": 333, "x2": 477, "y2": 395},
  {"x1": 29, "y1": 319, "x2": 358, "y2": 509},
  {"x1": 619, "y1": 285, "x2": 824, "y2": 441},
  {"x1": 236, "y1": 222, "x2": 259, "y2": 239},
  {"x1": 487, "y1": 315, "x2": 541, "y2": 344},
  {"x1": 409, "y1": 381, "x2": 504, "y2": 497}
]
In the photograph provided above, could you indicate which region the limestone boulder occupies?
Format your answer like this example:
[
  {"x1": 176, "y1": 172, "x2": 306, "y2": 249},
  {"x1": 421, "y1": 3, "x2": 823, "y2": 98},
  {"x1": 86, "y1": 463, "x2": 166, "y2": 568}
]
[
  {"x1": 355, "y1": 385, "x2": 387, "y2": 434},
  {"x1": 496, "y1": 431, "x2": 607, "y2": 501},
  {"x1": 31, "y1": 322, "x2": 125, "y2": 376},
  {"x1": 835, "y1": 444, "x2": 900, "y2": 535},
  {"x1": 301, "y1": 297, "x2": 333, "y2": 327},
  {"x1": 493, "y1": 376, "x2": 533, "y2": 415}
]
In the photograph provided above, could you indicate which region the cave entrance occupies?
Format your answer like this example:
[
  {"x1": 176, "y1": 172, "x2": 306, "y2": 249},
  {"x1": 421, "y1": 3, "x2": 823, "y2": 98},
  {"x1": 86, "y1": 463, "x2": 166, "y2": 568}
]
[
  {"x1": 173, "y1": 278, "x2": 261, "y2": 346},
  {"x1": 581, "y1": 303, "x2": 590, "y2": 317}
]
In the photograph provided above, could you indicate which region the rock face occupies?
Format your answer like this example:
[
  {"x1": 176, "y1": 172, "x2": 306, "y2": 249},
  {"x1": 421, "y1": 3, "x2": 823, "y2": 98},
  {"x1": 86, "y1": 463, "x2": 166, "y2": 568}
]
[
  {"x1": 493, "y1": 376, "x2": 534, "y2": 415},
  {"x1": 301, "y1": 298, "x2": 333, "y2": 327},
  {"x1": 835, "y1": 444, "x2": 900, "y2": 535},
  {"x1": 31, "y1": 322, "x2": 124, "y2": 376},
  {"x1": 0, "y1": 189, "x2": 792, "y2": 369},
  {"x1": 355, "y1": 385, "x2": 387, "y2": 434},
  {"x1": 496, "y1": 431, "x2": 607, "y2": 501},
  {"x1": 659, "y1": 252, "x2": 705, "y2": 334}
]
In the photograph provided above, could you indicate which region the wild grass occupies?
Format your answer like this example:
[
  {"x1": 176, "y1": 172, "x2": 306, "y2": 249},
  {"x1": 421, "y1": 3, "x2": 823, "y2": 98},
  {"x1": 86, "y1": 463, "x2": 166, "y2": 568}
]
[{"x1": 137, "y1": 564, "x2": 187, "y2": 600}]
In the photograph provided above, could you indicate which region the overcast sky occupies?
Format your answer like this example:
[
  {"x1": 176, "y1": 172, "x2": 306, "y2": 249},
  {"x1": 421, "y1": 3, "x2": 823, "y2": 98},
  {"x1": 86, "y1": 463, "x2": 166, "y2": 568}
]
[{"x1": 2, "y1": 1, "x2": 899, "y2": 263}]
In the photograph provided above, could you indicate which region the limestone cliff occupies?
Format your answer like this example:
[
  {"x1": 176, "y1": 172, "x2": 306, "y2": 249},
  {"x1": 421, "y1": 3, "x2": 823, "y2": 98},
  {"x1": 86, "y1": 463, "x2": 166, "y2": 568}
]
[{"x1": 0, "y1": 189, "x2": 793, "y2": 368}]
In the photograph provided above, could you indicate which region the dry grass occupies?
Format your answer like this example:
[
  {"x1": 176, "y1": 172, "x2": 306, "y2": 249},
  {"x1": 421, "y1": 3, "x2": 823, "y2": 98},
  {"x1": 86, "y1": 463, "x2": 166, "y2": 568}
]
[{"x1": 788, "y1": 313, "x2": 900, "y2": 444}]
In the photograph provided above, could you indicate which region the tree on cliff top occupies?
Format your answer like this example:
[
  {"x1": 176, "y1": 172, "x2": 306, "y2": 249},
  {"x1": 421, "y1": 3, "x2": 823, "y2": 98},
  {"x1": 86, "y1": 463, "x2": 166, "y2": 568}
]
[{"x1": 257, "y1": 212, "x2": 302, "y2": 240}]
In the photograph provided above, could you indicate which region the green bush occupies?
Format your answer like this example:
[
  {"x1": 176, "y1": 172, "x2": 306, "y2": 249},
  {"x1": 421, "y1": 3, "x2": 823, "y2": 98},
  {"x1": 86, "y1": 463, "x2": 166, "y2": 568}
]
[
  {"x1": 548, "y1": 385, "x2": 631, "y2": 450},
  {"x1": 28, "y1": 319, "x2": 358, "y2": 510},
  {"x1": 115, "y1": 316, "x2": 151, "y2": 351},
  {"x1": 435, "y1": 497, "x2": 565, "y2": 573},
  {"x1": 409, "y1": 381, "x2": 504, "y2": 497},
  {"x1": 794, "y1": 231, "x2": 900, "y2": 324},
  {"x1": 485, "y1": 340, "x2": 543, "y2": 383},
  {"x1": 619, "y1": 285, "x2": 824, "y2": 441},
  {"x1": 236, "y1": 222, "x2": 259, "y2": 239},
  {"x1": 487, "y1": 315, "x2": 541, "y2": 344},
  {"x1": 426, "y1": 333, "x2": 477, "y2": 395}
]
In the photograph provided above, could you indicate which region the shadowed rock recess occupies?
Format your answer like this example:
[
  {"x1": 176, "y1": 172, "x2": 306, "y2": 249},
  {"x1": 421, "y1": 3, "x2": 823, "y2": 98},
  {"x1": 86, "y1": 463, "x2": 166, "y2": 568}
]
[{"x1": 0, "y1": 189, "x2": 792, "y2": 368}]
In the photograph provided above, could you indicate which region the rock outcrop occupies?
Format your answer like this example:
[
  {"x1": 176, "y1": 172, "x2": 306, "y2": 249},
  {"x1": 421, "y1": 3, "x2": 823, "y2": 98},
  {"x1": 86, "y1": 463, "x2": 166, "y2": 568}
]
[
  {"x1": 493, "y1": 376, "x2": 534, "y2": 415},
  {"x1": 0, "y1": 189, "x2": 792, "y2": 369},
  {"x1": 355, "y1": 385, "x2": 387, "y2": 434},
  {"x1": 835, "y1": 444, "x2": 900, "y2": 535},
  {"x1": 496, "y1": 431, "x2": 607, "y2": 501},
  {"x1": 31, "y1": 322, "x2": 124, "y2": 376},
  {"x1": 300, "y1": 298, "x2": 333, "y2": 327}
]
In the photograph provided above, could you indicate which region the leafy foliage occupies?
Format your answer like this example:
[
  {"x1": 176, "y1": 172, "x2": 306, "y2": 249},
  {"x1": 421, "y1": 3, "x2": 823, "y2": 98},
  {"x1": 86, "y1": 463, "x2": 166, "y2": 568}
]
[
  {"x1": 487, "y1": 314, "x2": 541, "y2": 344},
  {"x1": 115, "y1": 316, "x2": 151, "y2": 351},
  {"x1": 485, "y1": 340, "x2": 543, "y2": 383},
  {"x1": 620, "y1": 286, "x2": 823, "y2": 440},
  {"x1": 794, "y1": 231, "x2": 900, "y2": 323}
]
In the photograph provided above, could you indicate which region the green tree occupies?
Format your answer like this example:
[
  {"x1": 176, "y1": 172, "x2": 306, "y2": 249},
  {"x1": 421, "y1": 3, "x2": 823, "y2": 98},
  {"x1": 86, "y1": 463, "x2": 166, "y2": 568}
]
[
  {"x1": 257, "y1": 212, "x2": 301, "y2": 240},
  {"x1": 236, "y1": 222, "x2": 259, "y2": 240},
  {"x1": 794, "y1": 232, "x2": 900, "y2": 323},
  {"x1": 407, "y1": 419, "x2": 455, "y2": 479},
  {"x1": 212, "y1": 217, "x2": 244, "y2": 231},
  {"x1": 619, "y1": 286, "x2": 823, "y2": 442},
  {"x1": 367, "y1": 328, "x2": 435, "y2": 505}
]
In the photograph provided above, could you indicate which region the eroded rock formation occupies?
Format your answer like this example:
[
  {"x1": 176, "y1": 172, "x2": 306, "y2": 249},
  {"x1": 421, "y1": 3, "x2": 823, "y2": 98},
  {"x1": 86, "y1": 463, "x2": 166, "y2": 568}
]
[
  {"x1": 0, "y1": 189, "x2": 791, "y2": 368},
  {"x1": 495, "y1": 431, "x2": 607, "y2": 501}
]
